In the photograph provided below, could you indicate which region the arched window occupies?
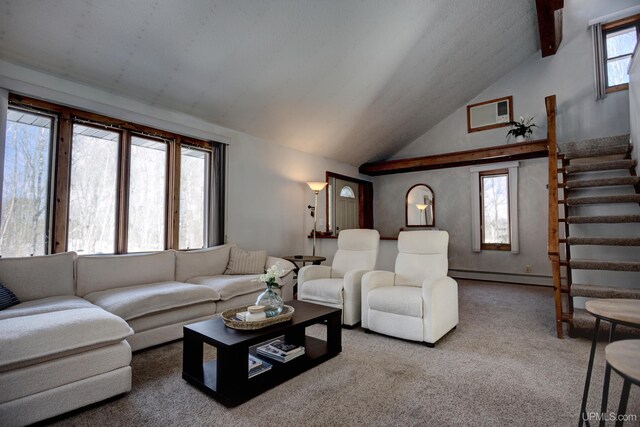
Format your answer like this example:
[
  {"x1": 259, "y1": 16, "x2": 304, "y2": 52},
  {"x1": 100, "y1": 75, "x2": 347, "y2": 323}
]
[{"x1": 339, "y1": 185, "x2": 355, "y2": 198}]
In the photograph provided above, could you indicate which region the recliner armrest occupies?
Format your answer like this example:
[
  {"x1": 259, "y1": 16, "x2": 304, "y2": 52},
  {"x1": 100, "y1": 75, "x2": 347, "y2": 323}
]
[
  {"x1": 361, "y1": 270, "x2": 396, "y2": 328},
  {"x1": 421, "y1": 276, "x2": 458, "y2": 343},
  {"x1": 298, "y1": 265, "x2": 332, "y2": 286}
]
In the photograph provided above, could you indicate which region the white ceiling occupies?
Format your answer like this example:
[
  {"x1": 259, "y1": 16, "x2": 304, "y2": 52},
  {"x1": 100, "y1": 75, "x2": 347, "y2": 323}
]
[{"x1": 0, "y1": 0, "x2": 539, "y2": 165}]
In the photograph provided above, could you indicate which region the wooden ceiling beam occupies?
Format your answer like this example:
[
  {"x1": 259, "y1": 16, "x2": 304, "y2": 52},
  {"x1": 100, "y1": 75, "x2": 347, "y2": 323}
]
[
  {"x1": 536, "y1": 0, "x2": 564, "y2": 57},
  {"x1": 358, "y1": 140, "x2": 549, "y2": 176}
]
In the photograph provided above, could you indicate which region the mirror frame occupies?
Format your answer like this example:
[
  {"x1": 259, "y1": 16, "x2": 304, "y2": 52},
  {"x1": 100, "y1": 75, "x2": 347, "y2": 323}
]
[{"x1": 405, "y1": 184, "x2": 435, "y2": 228}]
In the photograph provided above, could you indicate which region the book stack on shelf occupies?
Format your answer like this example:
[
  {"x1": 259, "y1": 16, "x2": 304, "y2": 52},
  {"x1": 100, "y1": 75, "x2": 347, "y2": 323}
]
[
  {"x1": 248, "y1": 354, "x2": 272, "y2": 378},
  {"x1": 256, "y1": 339, "x2": 305, "y2": 363}
]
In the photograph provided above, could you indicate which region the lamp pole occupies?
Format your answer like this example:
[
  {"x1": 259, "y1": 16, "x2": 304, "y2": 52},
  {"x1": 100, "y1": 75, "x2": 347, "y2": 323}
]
[
  {"x1": 312, "y1": 189, "x2": 319, "y2": 256},
  {"x1": 307, "y1": 181, "x2": 328, "y2": 257}
]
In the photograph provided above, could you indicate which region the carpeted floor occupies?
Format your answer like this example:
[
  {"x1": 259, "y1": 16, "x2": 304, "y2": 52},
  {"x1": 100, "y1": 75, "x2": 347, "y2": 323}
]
[{"x1": 50, "y1": 280, "x2": 639, "y2": 426}]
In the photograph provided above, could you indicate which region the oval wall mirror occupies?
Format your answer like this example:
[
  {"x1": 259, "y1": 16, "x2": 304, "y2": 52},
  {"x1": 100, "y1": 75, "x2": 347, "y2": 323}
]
[{"x1": 406, "y1": 184, "x2": 434, "y2": 227}]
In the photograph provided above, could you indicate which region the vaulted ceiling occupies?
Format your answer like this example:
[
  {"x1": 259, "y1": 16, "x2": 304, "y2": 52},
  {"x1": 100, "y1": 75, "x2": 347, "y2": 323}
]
[{"x1": 0, "y1": 0, "x2": 540, "y2": 165}]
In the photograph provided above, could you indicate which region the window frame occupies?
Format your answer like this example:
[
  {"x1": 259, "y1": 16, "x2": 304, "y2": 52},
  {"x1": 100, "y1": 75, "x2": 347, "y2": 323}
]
[
  {"x1": 470, "y1": 161, "x2": 519, "y2": 254},
  {"x1": 602, "y1": 14, "x2": 640, "y2": 94},
  {"x1": 1, "y1": 105, "x2": 58, "y2": 256},
  {"x1": 479, "y1": 169, "x2": 511, "y2": 251},
  {"x1": 5, "y1": 93, "x2": 224, "y2": 256}
]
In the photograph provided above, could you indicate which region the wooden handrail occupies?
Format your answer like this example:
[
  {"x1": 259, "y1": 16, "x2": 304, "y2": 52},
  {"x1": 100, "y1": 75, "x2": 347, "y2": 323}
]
[
  {"x1": 547, "y1": 95, "x2": 559, "y2": 257},
  {"x1": 545, "y1": 94, "x2": 564, "y2": 338}
]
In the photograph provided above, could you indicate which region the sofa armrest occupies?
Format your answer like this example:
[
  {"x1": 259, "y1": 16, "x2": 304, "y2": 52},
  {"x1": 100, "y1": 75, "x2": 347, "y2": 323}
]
[
  {"x1": 421, "y1": 276, "x2": 458, "y2": 344},
  {"x1": 361, "y1": 270, "x2": 396, "y2": 328},
  {"x1": 298, "y1": 265, "x2": 332, "y2": 287}
]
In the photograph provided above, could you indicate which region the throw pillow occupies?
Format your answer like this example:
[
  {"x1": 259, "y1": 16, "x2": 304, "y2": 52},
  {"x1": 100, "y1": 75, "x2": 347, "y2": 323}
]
[
  {"x1": 224, "y1": 246, "x2": 267, "y2": 275},
  {"x1": 0, "y1": 283, "x2": 20, "y2": 310}
]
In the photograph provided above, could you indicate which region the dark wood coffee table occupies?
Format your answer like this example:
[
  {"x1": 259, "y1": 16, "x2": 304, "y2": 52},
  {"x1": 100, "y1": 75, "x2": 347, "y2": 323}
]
[{"x1": 182, "y1": 300, "x2": 342, "y2": 407}]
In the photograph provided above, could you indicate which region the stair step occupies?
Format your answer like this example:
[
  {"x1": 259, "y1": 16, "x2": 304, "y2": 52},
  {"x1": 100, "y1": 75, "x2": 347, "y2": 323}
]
[
  {"x1": 571, "y1": 308, "x2": 640, "y2": 337},
  {"x1": 570, "y1": 260, "x2": 640, "y2": 272},
  {"x1": 564, "y1": 176, "x2": 640, "y2": 189},
  {"x1": 564, "y1": 237, "x2": 640, "y2": 246},
  {"x1": 559, "y1": 134, "x2": 630, "y2": 155},
  {"x1": 571, "y1": 284, "x2": 640, "y2": 299},
  {"x1": 566, "y1": 215, "x2": 640, "y2": 224},
  {"x1": 565, "y1": 194, "x2": 640, "y2": 206},
  {"x1": 562, "y1": 144, "x2": 629, "y2": 160},
  {"x1": 564, "y1": 159, "x2": 636, "y2": 174}
]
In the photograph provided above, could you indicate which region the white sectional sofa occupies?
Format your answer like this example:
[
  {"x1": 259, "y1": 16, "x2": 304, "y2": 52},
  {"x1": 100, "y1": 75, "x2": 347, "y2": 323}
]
[{"x1": 0, "y1": 244, "x2": 294, "y2": 426}]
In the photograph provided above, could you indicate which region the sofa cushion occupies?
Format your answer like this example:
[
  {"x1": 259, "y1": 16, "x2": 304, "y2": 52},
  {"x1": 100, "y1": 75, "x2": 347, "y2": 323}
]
[
  {"x1": 0, "y1": 296, "x2": 97, "y2": 321},
  {"x1": 0, "y1": 307, "x2": 132, "y2": 372},
  {"x1": 0, "y1": 284, "x2": 19, "y2": 310},
  {"x1": 299, "y1": 278, "x2": 344, "y2": 305},
  {"x1": 175, "y1": 243, "x2": 235, "y2": 282},
  {"x1": 368, "y1": 286, "x2": 423, "y2": 318},
  {"x1": 84, "y1": 281, "x2": 219, "y2": 321},
  {"x1": 127, "y1": 302, "x2": 215, "y2": 333},
  {"x1": 0, "y1": 252, "x2": 76, "y2": 302},
  {"x1": 224, "y1": 246, "x2": 267, "y2": 275},
  {"x1": 187, "y1": 275, "x2": 264, "y2": 301},
  {"x1": 0, "y1": 341, "x2": 131, "y2": 404},
  {"x1": 76, "y1": 250, "x2": 176, "y2": 296}
]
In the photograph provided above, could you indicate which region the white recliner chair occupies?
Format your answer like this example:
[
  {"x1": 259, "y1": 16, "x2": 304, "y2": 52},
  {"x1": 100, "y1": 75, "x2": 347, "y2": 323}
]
[
  {"x1": 361, "y1": 230, "x2": 458, "y2": 346},
  {"x1": 297, "y1": 229, "x2": 380, "y2": 326}
]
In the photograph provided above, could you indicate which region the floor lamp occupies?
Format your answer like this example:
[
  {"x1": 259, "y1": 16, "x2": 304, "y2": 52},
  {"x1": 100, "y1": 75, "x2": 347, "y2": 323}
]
[
  {"x1": 416, "y1": 203, "x2": 428, "y2": 226},
  {"x1": 307, "y1": 181, "x2": 328, "y2": 256}
]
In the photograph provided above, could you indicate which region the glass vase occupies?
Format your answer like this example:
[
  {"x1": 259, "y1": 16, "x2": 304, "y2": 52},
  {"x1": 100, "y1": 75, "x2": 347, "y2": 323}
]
[{"x1": 255, "y1": 287, "x2": 284, "y2": 317}]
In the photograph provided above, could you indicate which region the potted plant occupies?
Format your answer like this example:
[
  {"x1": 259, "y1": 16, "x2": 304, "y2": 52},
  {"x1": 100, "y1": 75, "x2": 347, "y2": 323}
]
[{"x1": 507, "y1": 116, "x2": 537, "y2": 142}]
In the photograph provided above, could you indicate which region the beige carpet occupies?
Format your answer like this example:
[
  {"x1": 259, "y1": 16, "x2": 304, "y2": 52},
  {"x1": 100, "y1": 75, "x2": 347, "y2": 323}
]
[{"x1": 49, "y1": 280, "x2": 639, "y2": 426}]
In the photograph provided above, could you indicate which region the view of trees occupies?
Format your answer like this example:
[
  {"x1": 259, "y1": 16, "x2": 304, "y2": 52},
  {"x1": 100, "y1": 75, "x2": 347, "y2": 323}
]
[
  {"x1": 2, "y1": 109, "x2": 213, "y2": 257},
  {"x1": 128, "y1": 137, "x2": 167, "y2": 252},
  {"x1": 179, "y1": 146, "x2": 207, "y2": 249},
  {"x1": 0, "y1": 111, "x2": 52, "y2": 257},
  {"x1": 606, "y1": 26, "x2": 637, "y2": 86},
  {"x1": 482, "y1": 174, "x2": 510, "y2": 245},
  {"x1": 67, "y1": 125, "x2": 119, "y2": 254}
]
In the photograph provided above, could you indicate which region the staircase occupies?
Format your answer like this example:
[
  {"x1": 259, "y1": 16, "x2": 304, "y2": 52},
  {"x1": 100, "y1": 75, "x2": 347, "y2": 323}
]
[{"x1": 550, "y1": 129, "x2": 640, "y2": 337}]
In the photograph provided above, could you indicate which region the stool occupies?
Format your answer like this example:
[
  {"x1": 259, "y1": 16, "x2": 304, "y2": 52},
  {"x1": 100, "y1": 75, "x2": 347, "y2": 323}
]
[
  {"x1": 604, "y1": 340, "x2": 640, "y2": 427},
  {"x1": 579, "y1": 299, "x2": 640, "y2": 427}
]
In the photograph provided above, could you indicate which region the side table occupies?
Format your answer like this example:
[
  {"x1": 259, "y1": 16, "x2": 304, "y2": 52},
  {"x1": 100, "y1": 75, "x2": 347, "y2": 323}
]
[
  {"x1": 578, "y1": 299, "x2": 640, "y2": 427},
  {"x1": 603, "y1": 340, "x2": 640, "y2": 427},
  {"x1": 282, "y1": 255, "x2": 326, "y2": 297}
]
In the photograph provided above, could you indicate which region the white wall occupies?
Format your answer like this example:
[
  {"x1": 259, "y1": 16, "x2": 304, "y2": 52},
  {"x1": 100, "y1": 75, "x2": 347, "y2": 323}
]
[
  {"x1": 0, "y1": 61, "x2": 366, "y2": 260},
  {"x1": 373, "y1": 0, "x2": 637, "y2": 284}
]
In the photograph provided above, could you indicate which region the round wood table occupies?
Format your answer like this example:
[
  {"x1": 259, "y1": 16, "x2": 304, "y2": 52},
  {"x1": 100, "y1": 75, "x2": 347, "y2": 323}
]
[
  {"x1": 579, "y1": 299, "x2": 640, "y2": 427},
  {"x1": 604, "y1": 340, "x2": 640, "y2": 426}
]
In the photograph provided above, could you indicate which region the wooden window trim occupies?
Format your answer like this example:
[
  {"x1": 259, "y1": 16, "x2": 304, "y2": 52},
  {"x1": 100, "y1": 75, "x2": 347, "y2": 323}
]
[
  {"x1": 479, "y1": 169, "x2": 512, "y2": 251},
  {"x1": 602, "y1": 14, "x2": 640, "y2": 93},
  {"x1": 7, "y1": 93, "x2": 217, "y2": 254}
]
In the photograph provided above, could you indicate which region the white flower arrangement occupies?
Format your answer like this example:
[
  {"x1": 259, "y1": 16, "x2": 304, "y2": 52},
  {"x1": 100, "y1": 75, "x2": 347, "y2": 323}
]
[{"x1": 259, "y1": 263, "x2": 284, "y2": 289}]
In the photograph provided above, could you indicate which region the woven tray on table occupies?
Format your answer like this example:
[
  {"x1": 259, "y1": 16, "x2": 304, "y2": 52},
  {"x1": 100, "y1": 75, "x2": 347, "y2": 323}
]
[{"x1": 221, "y1": 305, "x2": 295, "y2": 330}]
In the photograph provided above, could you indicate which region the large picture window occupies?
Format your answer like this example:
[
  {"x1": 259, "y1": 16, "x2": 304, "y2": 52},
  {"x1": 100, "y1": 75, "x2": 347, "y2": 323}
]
[
  {"x1": 179, "y1": 146, "x2": 209, "y2": 249},
  {"x1": 128, "y1": 136, "x2": 168, "y2": 252},
  {"x1": 1, "y1": 108, "x2": 55, "y2": 257},
  {"x1": 67, "y1": 124, "x2": 120, "y2": 254},
  {"x1": 1, "y1": 94, "x2": 225, "y2": 257}
]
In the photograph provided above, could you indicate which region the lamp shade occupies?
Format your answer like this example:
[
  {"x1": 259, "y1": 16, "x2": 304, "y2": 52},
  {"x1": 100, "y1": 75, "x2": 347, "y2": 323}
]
[
  {"x1": 416, "y1": 203, "x2": 428, "y2": 211},
  {"x1": 307, "y1": 181, "x2": 328, "y2": 192}
]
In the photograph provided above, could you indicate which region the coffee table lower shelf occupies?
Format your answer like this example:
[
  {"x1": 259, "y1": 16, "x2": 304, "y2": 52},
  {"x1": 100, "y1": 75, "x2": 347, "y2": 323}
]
[
  {"x1": 182, "y1": 300, "x2": 342, "y2": 407},
  {"x1": 183, "y1": 336, "x2": 336, "y2": 407}
]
